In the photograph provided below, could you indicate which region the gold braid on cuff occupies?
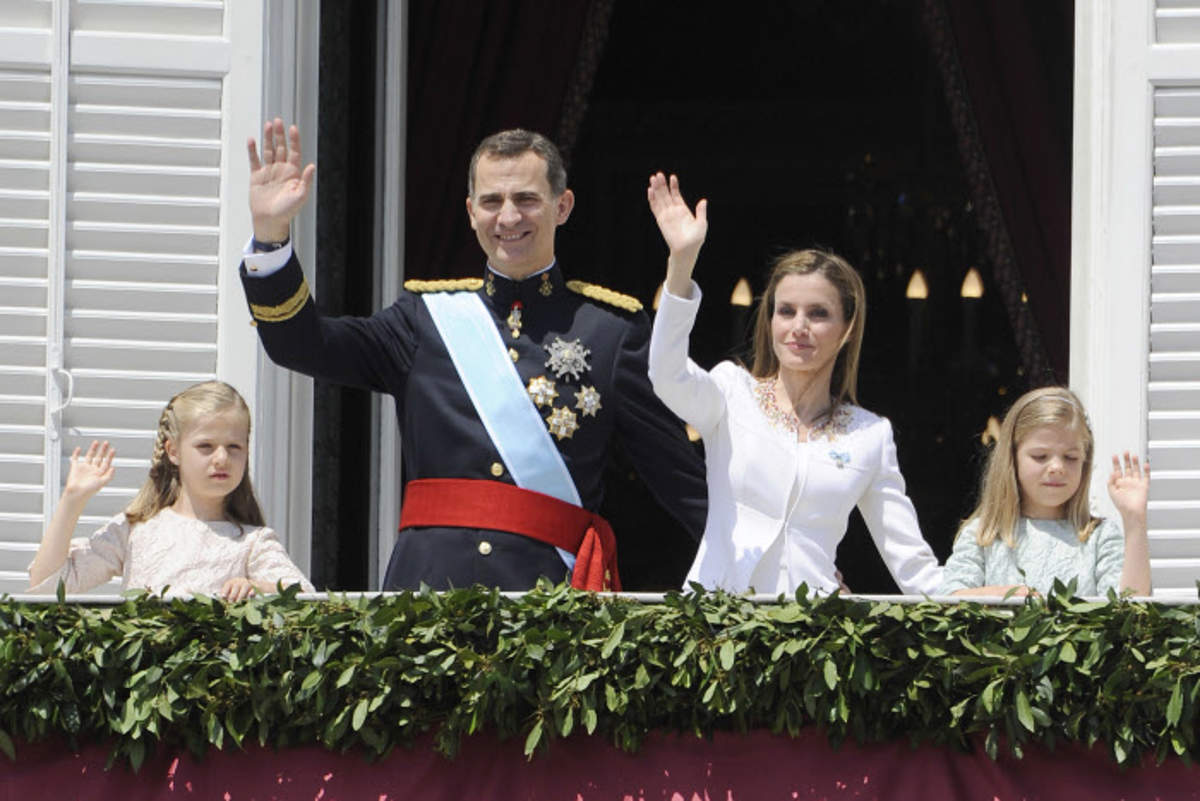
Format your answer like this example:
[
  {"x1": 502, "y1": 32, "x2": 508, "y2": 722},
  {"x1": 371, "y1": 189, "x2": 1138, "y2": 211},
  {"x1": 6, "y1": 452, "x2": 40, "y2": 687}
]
[{"x1": 249, "y1": 279, "x2": 311, "y2": 323}]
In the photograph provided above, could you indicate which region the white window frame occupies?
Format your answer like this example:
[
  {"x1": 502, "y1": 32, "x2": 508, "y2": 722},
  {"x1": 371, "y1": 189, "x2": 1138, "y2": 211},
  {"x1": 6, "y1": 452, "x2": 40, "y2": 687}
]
[
  {"x1": 370, "y1": 0, "x2": 407, "y2": 589},
  {"x1": 218, "y1": 0, "x2": 319, "y2": 574},
  {"x1": 1072, "y1": 1, "x2": 1154, "y2": 507},
  {"x1": 1072, "y1": 0, "x2": 1200, "y2": 596}
]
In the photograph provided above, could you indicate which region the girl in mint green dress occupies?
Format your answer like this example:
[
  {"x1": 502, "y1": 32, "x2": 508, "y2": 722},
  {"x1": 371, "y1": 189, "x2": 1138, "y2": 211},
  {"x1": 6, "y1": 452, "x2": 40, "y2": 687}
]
[{"x1": 939, "y1": 387, "x2": 1150, "y2": 598}]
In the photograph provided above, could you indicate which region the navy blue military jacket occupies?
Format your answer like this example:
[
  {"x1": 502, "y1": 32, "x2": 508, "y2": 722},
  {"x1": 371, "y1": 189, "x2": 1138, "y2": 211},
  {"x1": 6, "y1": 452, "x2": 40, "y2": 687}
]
[{"x1": 241, "y1": 254, "x2": 708, "y2": 590}]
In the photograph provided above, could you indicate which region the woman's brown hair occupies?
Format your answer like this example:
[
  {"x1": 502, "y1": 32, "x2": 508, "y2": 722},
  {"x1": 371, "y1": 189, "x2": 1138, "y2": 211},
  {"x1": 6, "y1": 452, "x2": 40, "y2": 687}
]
[{"x1": 748, "y1": 249, "x2": 866, "y2": 409}]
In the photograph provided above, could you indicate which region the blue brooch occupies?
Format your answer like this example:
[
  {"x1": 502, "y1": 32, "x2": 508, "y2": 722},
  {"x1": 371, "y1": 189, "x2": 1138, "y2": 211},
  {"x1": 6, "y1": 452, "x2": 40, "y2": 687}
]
[{"x1": 829, "y1": 450, "x2": 851, "y2": 469}]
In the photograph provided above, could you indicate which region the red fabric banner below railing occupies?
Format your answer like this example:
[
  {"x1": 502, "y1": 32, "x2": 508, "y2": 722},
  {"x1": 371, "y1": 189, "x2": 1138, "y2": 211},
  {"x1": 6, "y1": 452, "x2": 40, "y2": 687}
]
[{"x1": 5, "y1": 728, "x2": 1198, "y2": 801}]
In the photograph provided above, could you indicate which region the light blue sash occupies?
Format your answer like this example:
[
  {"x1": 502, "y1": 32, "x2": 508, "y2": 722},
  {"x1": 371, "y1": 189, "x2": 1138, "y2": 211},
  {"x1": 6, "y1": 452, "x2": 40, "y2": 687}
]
[{"x1": 423, "y1": 291, "x2": 579, "y2": 566}]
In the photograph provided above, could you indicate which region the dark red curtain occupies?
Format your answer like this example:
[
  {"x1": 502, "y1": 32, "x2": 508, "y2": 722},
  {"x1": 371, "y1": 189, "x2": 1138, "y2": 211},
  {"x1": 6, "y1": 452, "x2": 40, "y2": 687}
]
[
  {"x1": 405, "y1": 1, "x2": 603, "y2": 279},
  {"x1": 928, "y1": 0, "x2": 1074, "y2": 383}
]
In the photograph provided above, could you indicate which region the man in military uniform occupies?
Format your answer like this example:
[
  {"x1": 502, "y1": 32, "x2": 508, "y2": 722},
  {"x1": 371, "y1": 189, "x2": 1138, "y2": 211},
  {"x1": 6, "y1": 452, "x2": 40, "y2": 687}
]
[{"x1": 239, "y1": 119, "x2": 707, "y2": 590}]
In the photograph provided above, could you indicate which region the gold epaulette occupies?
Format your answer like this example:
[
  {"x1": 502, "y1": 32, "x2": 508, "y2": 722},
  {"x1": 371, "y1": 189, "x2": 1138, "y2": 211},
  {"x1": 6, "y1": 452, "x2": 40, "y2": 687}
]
[
  {"x1": 249, "y1": 277, "x2": 311, "y2": 324},
  {"x1": 403, "y1": 278, "x2": 485, "y2": 293},
  {"x1": 566, "y1": 280, "x2": 643, "y2": 313}
]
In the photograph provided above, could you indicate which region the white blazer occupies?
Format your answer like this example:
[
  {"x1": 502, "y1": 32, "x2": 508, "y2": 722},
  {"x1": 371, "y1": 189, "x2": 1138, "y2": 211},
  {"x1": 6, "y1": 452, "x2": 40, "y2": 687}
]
[{"x1": 649, "y1": 284, "x2": 943, "y2": 595}]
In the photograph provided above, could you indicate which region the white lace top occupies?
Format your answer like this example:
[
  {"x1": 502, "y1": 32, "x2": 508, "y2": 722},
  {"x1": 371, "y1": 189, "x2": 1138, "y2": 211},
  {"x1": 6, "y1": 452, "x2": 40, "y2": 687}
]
[{"x1": 28, "y1": 508, "x2": 315, "y2": 596}]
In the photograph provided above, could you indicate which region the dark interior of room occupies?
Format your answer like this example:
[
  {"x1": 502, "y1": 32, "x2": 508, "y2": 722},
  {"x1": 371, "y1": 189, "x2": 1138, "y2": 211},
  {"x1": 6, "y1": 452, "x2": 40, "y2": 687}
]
[{"x1": 314, "y1": 0, "x2": 1073, "y2": 593}]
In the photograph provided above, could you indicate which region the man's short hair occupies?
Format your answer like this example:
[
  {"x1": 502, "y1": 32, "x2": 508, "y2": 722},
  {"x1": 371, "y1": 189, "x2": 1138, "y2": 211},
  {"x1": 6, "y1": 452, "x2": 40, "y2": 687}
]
[{"x1": 467, "y1": 129, "x2": 568, "y2": 198}]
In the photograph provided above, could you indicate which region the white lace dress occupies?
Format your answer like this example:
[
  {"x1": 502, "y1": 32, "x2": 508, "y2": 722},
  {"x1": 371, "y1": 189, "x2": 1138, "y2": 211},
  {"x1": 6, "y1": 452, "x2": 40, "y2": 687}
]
[
  {"x1": 28, "y1": 507, "x2": 315, "y2": 596},
  {"x1": 938, "y1": 516, "x2": 1125, "y2": 596}
]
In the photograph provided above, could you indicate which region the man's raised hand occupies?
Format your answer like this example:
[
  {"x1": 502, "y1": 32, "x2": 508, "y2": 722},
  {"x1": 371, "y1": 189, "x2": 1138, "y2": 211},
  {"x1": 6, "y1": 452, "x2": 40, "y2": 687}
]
[{"x1": 247, "y1": 118, "x2": 316, "y2": 242}]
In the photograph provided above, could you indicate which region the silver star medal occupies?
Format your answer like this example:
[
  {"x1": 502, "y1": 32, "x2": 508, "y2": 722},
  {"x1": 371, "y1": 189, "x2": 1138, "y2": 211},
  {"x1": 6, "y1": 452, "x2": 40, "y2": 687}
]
[{"x1": 544, "y1": 337, "x2": 590, "y2": 381}]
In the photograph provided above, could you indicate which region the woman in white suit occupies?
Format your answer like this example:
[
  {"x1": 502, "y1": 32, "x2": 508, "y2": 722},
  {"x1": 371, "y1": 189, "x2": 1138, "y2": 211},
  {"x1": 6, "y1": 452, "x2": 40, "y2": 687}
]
[{"x1": 646, "y1": 173, "x2": 942, "y2": 595}]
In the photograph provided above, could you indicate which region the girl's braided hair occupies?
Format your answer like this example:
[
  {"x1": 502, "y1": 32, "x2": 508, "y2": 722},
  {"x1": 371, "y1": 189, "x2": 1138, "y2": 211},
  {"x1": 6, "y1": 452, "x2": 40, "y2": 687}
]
[{"x1": 125, "y1": 381, "x2": 265, "y2": 528}]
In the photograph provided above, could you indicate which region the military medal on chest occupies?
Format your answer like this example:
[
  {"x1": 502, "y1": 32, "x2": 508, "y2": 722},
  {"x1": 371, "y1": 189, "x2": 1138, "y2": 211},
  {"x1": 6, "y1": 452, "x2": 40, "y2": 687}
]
[
  {"x1": 526, "y1": 375, "x2": 558, "y2": 407},
  {"x1": 522, "y1": 336, "x2": 603, "y2": 440},
  {"x1": 546, "y1": 406, "x2": 580, "y2": 440},
  {"x1": 544, "y1": 337, "x2": 590, "y2": 381},
  {"x1": 506, "y1": 301, "x2": 523, "y2": 339},
  {"x1": 574, "y1": 385, "x2": 602, "y2": 417}
]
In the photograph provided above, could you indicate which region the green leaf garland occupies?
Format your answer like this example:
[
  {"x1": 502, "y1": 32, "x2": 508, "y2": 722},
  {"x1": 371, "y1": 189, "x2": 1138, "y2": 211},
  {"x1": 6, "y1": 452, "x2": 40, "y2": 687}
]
[{"x1": 0, "y1": 581, "x2": 1195, "y2": 769}]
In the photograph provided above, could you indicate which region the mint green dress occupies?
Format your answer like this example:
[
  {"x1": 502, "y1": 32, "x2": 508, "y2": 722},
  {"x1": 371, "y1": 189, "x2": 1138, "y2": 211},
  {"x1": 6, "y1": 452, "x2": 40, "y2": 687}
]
[{"x1": 938, "y1": 517, "x2": 1126, "y2": 596}]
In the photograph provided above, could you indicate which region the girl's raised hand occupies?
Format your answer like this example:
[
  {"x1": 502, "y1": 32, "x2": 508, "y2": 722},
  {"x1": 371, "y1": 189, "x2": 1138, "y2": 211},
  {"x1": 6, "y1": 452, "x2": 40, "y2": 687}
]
[
  {"x1": 1107, "y1": 452, "x2": 1149, "y2": 521},
  {"x1": 647, "y1": 172, "x2": 708, "y2": 261},
  {"x1": 63, "y1": 441, "x2": 116, "y2": 501}
]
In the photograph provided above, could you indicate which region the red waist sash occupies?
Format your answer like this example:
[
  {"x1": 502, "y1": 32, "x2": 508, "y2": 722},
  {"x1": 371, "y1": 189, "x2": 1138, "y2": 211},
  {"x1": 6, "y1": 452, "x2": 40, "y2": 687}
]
[{"x1": 398, "y1": 478, "x2": 621, "y2": 591}]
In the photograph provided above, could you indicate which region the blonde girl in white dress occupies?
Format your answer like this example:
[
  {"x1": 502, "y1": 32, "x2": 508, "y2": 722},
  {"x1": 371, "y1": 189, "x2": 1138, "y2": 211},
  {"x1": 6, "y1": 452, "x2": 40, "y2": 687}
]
[
  {"x1": 29, "y1": 381, "x2": 314, "y2": 599},
  {"x1": 646, "y1": 173, "x2": 941, "y2": 595}
]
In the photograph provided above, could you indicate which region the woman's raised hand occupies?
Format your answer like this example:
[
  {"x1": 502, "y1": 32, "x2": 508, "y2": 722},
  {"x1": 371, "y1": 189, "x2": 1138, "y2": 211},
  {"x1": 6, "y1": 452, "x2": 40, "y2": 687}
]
[
  {"x1": 63, "y1": 441, "x2": 116, "y2": 501},
  {"x1": 246, "y1": 118, "x2": 316, "y2": 242},
  {"x1": 1107, "y1": 452, "x2": 1149, "y2": 522},
  {"x1": 647, "y1": 173, "x2": 707, "y2": 259},
  {"x1": 648, "y1": 173, "x2": 707, "y2": 296}
]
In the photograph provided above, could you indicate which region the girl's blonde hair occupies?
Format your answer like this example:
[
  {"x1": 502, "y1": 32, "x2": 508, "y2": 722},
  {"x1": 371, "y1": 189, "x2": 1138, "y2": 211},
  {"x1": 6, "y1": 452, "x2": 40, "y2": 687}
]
[
  {"x1": 125, "y1": 381, "x2": 265, "y2": 527},
  {"x1": 962, "y1": 386, "x2": 1100, "y2": 548},
  {"x1": 749, "y1": 249, "x2": 866, "y2": 410}
]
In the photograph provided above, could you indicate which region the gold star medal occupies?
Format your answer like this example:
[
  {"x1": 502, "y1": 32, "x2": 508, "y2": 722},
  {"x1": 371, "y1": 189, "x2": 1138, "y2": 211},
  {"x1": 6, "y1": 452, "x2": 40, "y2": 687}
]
[
  {"x1": 547, "y1": 406, "x2": 579, "y2": 440},
  {"x1": 544, "y1": 337, "x2": 590, "y2": 381},
  {"x1": 574, "y1": 385, "x2": 602, "y2": 417},
  {"x1": 527, "y1": 376, "x2": 558, "y2": 407},
  {"x1": 539, "y1": 273, "x2": 553, "y2": 296}
]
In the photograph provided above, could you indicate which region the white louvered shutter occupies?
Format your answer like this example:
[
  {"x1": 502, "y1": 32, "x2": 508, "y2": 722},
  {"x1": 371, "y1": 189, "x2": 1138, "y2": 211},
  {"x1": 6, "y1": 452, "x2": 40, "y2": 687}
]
[
  {"x1": 0, "y1": 1, "x2": 56, "y2": 591},
  {"x1": 0, "y1": 0, "x2": 264, "y2": 596},
  {"x1": 1150, "y1": 81, "x2": 1200, "y2": 597},
  {"x1": 63, "y1": 64, "x2": 223, "y2": 535}
]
